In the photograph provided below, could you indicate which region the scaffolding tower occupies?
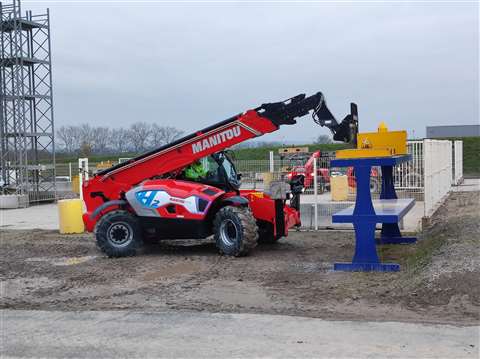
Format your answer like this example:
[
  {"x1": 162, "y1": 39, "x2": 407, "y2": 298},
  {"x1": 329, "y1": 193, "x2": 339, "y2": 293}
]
[{"x1": 0, "y1": 0, "x2": 55, "y2": 205}]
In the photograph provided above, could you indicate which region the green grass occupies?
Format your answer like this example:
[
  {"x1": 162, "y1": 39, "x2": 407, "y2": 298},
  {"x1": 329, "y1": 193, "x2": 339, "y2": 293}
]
[
  {"x1": 456, "y1": 137, "x2": 479, "y2": 177},
  {"x1": 376, "y1": 230, "x2": 448, "y2": 274}
]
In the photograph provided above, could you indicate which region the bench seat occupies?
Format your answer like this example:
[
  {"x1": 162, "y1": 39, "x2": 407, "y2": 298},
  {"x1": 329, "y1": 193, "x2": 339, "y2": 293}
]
[{"x1": 332, "y1": 198, "x2": 415, "y2": 223}]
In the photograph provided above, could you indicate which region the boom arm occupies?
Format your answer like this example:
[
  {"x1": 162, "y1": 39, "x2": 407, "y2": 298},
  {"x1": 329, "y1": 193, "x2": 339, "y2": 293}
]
[{"x1": 86, "y1": 92, "x2": 358, "y2": 202}]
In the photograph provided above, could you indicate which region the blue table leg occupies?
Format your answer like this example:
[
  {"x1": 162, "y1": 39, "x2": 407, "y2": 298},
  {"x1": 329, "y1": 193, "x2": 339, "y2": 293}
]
[
  {"x1": 353, "y1": 165, "x2": 374, "y2": 216},
  {"x1": 334, "y1": 165, "x2": 399, "y2": 272},
  {"x1": 379, "y1": 223, "x2": 417, "y2": 244},
  {"x1": 380, "y1": 165, "x2": 397, "y2": 200},
  {"x1": 334, "y1": 221, "x2": 400, "y2": 272},
  {"x1": 378, "y1": 165, "x2": 417, "y2": 245}
]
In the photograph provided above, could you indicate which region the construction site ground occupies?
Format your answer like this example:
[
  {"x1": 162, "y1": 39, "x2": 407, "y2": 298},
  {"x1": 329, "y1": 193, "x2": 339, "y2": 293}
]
[{"x1": 1, "y1": 191, "x2": 478, "y2": 326}]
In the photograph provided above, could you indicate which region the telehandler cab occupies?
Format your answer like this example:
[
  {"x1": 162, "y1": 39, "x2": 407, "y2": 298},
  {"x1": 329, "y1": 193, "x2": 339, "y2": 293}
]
[{"x1": 82, "y1": 92, "x2": 359, "y2": 257}]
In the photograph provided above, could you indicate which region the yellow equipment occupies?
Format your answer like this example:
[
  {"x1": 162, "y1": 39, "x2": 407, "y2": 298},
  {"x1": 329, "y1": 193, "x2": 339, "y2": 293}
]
[
  {"x1": 278, "y1": 146, "x2": 309, "y2": 155},
  {"x1": 96, "y1": 161, "x2": 115, "y2": 170},
  {"x1": 336, "y1": 122, "x2": 407, "y2": 159},
  {"x1": 330, "y1": 175, "x2": 349, "y2": 201},
  {"x1": 58, "y1": 199, "x2": 85, "y2": 234}
]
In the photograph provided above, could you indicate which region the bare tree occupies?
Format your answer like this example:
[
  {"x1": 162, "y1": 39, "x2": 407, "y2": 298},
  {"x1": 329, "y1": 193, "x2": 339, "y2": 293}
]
[
  {"x1": 127, "y1": 122, "x2": 151, "y2": 153},
  {"x1": 78, "y1": 124, "x2": 95, "y2": 151},
  {"x1": 56, "y1": 125, "x2": 82, "y2": 153},
  {"x1": 56, "y1": 122, "x2": 184, "y2": 156},
  {"x1": 110, "y1": 128, "x2": 130, "y2": 154},
  {"x1": 92, "y1": 126, "x2": 110, "y2": 154},
  {"x1": 159, "y1": 126, "x2": 184, "y2": 145},
  {"x1": 315, "y1": 134, "x2": 333, "y2": 144},
  {"x1": 150, "y1": 124, "x2": 184, "y2": 148}
]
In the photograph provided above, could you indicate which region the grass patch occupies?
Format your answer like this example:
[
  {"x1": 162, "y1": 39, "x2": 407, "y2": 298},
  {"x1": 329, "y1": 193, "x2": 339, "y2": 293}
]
[
  {"x1": 460, "y1": 137, "x2": 480, "y2": 177},
  {"x1": 376, "y1": 231, "x2": 448, "y2": 274},
  {"x1": 441, "y1": 136, "x2": 480, "y2": 177},
  {"x1": 403, "y1": 234, "x2": 448, "y2": 273}
]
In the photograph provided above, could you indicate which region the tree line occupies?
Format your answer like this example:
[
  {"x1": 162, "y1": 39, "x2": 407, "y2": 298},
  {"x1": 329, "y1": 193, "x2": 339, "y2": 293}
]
[{"x1": 56, "y1": 122, "x2": 184, "y2": 156}]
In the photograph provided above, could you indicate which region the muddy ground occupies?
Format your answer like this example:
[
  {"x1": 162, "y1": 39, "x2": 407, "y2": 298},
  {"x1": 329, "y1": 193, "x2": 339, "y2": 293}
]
[{"x1": 1, "y1": 192, "x2": 479, "y2": 325}]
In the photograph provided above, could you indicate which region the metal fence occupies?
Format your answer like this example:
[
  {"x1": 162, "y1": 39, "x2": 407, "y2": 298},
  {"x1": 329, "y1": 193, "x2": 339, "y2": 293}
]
[{"x1": 55, "y1": 139, "x2": 461, "y2": 229}]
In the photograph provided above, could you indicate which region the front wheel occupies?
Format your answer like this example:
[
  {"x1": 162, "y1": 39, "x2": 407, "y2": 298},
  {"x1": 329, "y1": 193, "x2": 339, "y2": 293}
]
[
  {"x1": 95, "y1": 210, "x2": 143, "y2": 257},
  {"x1": 213, "y1": 206, "x2": 258, "y2": 256}
]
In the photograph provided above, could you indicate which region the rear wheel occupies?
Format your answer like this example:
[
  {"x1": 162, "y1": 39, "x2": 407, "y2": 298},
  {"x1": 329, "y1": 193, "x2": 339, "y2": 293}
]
[
  {"x1": 95, "y1": 210, "x2": 143, "y2": 257},
  {"x1": 213, "y1": 206, "x2": 258, "y2": 256}
]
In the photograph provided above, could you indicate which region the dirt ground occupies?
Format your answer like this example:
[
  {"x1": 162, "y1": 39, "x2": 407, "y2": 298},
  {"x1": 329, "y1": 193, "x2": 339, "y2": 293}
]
[{"x1": 1, "y1": 192, "x2": 479, "y2": 325}]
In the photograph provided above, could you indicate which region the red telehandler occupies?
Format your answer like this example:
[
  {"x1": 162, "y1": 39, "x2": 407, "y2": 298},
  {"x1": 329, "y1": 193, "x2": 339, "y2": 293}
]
[{"x1": 82, "y1": 92, "x2": 358, "y2": 257}]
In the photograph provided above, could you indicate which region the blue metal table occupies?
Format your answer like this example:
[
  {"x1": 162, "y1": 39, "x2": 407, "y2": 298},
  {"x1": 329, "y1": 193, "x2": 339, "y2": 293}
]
[{"x1": 331, "y1": 155, "x2": 417, "y2": 272}]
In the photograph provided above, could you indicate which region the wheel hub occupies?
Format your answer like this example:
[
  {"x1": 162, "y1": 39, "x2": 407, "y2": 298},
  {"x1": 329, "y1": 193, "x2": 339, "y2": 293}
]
[
  {"x1": 219, "y1": 219, "x2": 239, "y2": 246},
  {"x1": 107, "y1": 223, "x2": 133, "y2": 247}
]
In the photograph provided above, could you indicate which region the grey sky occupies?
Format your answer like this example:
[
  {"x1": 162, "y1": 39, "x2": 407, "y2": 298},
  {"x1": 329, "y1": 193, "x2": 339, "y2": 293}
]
[{"x1": 27, "y1": 1, "x2": 479, "y2": 143}]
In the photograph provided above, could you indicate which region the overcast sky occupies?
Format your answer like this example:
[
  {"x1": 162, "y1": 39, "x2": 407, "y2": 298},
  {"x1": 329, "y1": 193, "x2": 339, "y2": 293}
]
[{"x1": 26, "y1": 0, "x2": 479, "y2": 143}]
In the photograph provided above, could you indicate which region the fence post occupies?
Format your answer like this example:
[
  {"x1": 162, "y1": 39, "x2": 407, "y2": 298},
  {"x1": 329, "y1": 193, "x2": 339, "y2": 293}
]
[
  {"x1": 269, "y1": 151, "x2": 274, "y2": 173},
  {"x1": 453, "y1": 140, "x2": 463, "y2": 185},
  {"x1": 313, "y1": 157, "x2": 318, "y2": 230},
  {"x1": 423, "y1": 139, "x2": 431, "y2": 217},
  {"x1": 78, "y1": 158, "x2": 89, "y2": 201}
]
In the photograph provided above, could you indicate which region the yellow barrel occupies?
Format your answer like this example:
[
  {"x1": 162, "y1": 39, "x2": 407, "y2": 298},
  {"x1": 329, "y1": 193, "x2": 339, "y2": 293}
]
[
  {"x1": 330, "y1": 175, "x2": 348, "y2": 201},
  {"x1": 58, "y1": 199, "x2": 85, "y2": 234},
  {"x1": 262, "y1": 172, "x2": 273, "y2": 188}
]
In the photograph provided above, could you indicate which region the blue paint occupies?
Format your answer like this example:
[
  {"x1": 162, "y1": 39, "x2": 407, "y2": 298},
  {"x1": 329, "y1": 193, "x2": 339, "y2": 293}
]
[
  {"x1": 331, "y1": 155, "x2": 417, "y2": 272},
  {"x1": 380, "y1": 165, "x2": 397, "y2": 200},
  {"x1": 332, "y1": 198, "x2": 415, "y2": 223},
  {"x1": 331, "y1": 154, "x2": 411, "y2": 168},
  {"x1": 352, "y1": 165, "x2": 375, "y2": 216},
  {"x1": 333, "y1": 262, "x2": 400, "y2": 272},
  {"x1": 135, "y1": 190, "x2": 163, "y2": 208},
  {"x1": 352, "y1": 221, "x2": 378, "y2": 263}
]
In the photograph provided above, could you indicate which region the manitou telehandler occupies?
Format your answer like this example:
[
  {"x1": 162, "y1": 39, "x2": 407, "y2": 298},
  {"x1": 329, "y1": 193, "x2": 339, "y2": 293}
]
[{"x1": 82, "y1": 92, "x2": 359, "y2": 257}]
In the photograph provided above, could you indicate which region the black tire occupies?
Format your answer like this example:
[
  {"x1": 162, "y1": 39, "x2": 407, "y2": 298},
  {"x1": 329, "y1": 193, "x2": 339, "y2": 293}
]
[
  {"x1": 213, "y1": 206, "x2": 258, "y2": 256},
  {"x1": 95, "y1": 210, "x2": 143, "y2": 257},
  {"x1": 257, "y1": 222, "x2": 280, "y2": 244}
]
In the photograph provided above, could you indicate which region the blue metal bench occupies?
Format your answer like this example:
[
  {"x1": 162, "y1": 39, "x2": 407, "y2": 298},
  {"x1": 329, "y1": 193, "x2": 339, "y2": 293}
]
[{"x1": 331, "y1": 155, "x2": 417, "y2": 272}]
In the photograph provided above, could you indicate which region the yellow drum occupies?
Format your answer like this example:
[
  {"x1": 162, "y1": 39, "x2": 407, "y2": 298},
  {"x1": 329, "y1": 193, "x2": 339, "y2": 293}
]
[
  {"x1": 58, "y1": 199, "x2": 84, "y2": 234},
  {"x1": 262, "y1": 172, "x2": 274, "y2": 188},
  {"x1": 330, "y1": 175, "x2": 348, "y2": 201}
]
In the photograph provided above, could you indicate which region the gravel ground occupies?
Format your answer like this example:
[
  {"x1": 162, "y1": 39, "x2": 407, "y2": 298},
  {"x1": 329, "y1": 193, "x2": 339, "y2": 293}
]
[{"x1": 1, "y1": 191, "x2": 478, "y2": 324}]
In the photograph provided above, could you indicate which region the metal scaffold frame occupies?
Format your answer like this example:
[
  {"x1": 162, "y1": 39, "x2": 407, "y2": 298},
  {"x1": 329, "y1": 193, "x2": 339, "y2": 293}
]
[{"x1": 0, "y1": 0, "x2": 55, "y2": 205}]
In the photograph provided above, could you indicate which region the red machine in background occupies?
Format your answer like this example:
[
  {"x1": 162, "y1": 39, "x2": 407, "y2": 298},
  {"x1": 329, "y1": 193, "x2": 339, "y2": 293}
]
[
  {"x1": 287, "y1": 151, "x2": 380, "y2": 193},
  {"x1": 82, "y1": 92, "x2": 359, "y2": 257}
]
